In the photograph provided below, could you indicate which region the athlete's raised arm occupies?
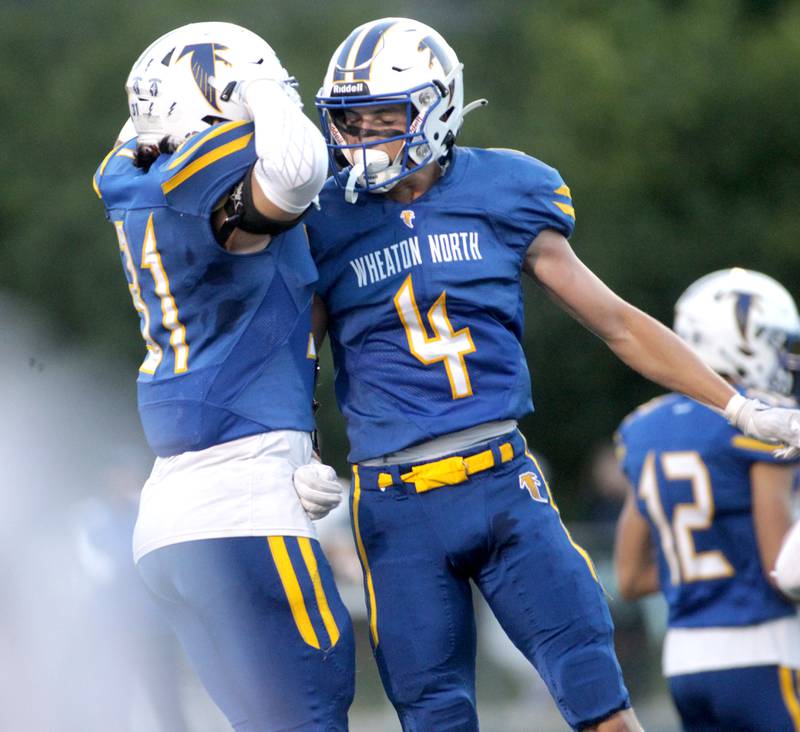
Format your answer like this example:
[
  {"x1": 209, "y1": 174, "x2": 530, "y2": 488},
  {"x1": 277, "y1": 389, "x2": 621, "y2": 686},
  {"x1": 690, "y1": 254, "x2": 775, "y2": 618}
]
[
  {"x1": 219, "y1": 77, "x2": 328, "y2": 223},
  {"x1": 524, "y1": 229, "x2": 800, "y2": 450},
  {"x1": 523, "y1": 229, "x2": 734, "y2": 409}
]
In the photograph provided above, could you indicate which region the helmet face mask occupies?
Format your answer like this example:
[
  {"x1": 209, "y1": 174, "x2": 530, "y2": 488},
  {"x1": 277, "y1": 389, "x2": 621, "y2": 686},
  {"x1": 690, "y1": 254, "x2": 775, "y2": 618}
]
[
  {"x1": 674, "y1": 268, "x2": 800, "y2": 396},
  {"x1": 125, "y1": 22, "x2": 295, "y2": 147},
  {"x1": 316, "y1": 18, "x2": 465, "y2": 199}
]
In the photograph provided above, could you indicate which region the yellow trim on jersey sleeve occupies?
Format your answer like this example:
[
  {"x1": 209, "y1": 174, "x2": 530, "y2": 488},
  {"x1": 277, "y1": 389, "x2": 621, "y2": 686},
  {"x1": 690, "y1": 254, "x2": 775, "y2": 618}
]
[
  {"x1": 553, "y1": 201, "x2": 576, "y2": 219},
  {"x1": 554, "y1": 184, "x2": 572, "y2": 198},
  {"x1": 167, "y1": 119, "x2": 251, "y2": 170},
  {"x1": 267, "y1": 536, "x2": 321, "y2": 649},
  {"x1": 93, "y1": 141, "x2": 127, "y2": 199},
  {"x1": 297, "y1": 538, "x2": 341, "y2": 648},
  {"x1": 161, "y1": 132, "x2": 253, "y2": 194},
  {"x1": 731, "y1": 435, "x2": 782, "y2": 453}
]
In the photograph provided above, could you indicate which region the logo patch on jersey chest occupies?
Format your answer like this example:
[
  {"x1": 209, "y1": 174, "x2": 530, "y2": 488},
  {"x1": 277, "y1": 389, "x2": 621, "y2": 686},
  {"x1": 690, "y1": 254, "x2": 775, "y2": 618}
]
[{"x1": 400, "y1": 210, "x2": 415, "y2": 229}]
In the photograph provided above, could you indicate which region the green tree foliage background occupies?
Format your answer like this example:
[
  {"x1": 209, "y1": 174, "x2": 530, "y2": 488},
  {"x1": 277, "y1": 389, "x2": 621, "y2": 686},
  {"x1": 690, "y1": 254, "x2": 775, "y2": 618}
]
[{"x1": 4, "y1": 0, "x2": 799, "y2": 513}]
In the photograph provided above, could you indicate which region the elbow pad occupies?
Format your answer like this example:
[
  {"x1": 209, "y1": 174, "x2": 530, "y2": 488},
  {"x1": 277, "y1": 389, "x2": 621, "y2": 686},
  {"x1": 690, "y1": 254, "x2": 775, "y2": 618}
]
[{"x1": 246, "y1": 80, "x2": 329, "y2": 215}]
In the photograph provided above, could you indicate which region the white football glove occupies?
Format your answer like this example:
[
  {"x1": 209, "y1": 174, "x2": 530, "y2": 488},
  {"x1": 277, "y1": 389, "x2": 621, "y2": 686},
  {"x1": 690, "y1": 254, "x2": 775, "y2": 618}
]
[
  {"x1": 724, "y1": 393, "x2": 800, "y2": 458},
  {"x1": 773, "y1": 521, "x2": 800, "y2": 602},
  {"x1": 293, "y1": 461, "x2": 343, "y2": 521}
]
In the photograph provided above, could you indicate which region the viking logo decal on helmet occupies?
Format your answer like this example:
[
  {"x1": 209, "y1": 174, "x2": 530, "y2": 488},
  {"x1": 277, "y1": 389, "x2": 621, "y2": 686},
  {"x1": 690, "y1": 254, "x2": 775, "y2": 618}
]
[
  {"x1": 733, "y1": 292, "x2": 754, "y2": 341},
  {"x1": 177, "y1": 43, "x2": 231, "y2": 112},
  {"x1": 125, "y1": 22, "x2": 297, "y2": 147},
  {"x1": 674, "y1": 268, "x2": 800, "y2": 395}
]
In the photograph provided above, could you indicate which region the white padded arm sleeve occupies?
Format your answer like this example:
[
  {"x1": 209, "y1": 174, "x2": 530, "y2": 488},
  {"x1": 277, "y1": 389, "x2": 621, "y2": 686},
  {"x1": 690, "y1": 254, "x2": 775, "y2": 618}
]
[{"x1": 244, "y1": 80, "x2": 329, "y2": 215}]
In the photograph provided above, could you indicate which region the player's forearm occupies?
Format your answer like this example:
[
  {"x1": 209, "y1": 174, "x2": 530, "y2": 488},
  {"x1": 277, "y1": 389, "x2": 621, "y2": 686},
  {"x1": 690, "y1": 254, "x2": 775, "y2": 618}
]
[
  {"x1": 246, "y1": 80, "x2": 329, "y2": 218},
  {"x1": 604, "y1": 304, "x2": 735, "y2": 411},
  {"x1": 617, "y1": 560, "x2": 659, "y2": 601}
]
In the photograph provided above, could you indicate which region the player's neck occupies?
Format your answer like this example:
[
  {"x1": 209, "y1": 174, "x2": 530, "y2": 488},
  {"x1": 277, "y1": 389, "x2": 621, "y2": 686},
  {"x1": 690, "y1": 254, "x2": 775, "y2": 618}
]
[{"x1": 385, "y1": 163, "x2": 442, "y2": 203}]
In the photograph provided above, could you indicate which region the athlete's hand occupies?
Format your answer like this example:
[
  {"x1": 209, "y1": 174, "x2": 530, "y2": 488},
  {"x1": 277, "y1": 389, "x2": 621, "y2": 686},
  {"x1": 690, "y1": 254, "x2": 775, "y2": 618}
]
[
  {"x1": 293, "y1": 461, "x2": 343, "y2": 520},
  {"x1": 773, "y1": 521, "x2": 800, "y2": 602},
  {"x1": 209, "y1": 72, "x2": 300, "y2": 117},
  {"x1": 725, "y1": 393, "x2": 800, "y2": 458}
]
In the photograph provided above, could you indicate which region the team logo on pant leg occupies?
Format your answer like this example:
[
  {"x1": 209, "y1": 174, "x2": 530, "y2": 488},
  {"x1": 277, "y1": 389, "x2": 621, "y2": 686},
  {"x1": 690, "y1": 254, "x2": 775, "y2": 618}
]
[{"x1": 519, "y1": 471, "x2": 548, "y2": 502}]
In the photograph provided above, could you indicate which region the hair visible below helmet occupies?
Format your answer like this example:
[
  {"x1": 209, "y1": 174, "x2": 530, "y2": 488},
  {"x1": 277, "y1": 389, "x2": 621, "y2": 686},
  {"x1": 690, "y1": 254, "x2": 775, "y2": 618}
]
[
  {"x1": 315, "y1": 17, "x2": 486, "y2": 201},
  {"x1": 125, "y1": 22, "x2": 296, "y2": 151},
  {"x1": 674, "y1": 268, "x2": 800, "y2": 395}
]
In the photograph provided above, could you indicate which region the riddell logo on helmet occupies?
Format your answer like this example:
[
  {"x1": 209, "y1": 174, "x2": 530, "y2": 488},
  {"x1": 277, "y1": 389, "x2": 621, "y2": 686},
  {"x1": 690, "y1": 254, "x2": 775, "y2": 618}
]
[{"x1": 331, "y1": 81, "x2": 370, "y2": 96}]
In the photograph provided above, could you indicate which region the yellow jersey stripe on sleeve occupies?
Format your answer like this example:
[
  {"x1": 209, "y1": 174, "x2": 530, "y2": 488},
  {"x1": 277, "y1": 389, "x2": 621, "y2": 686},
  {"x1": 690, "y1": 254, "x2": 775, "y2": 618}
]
[
  {"x1": 267, "y1": 536, "x2": 321, "y2": 649},
  {"x1": 161, "y1": 132, "x2": 253, "y2": 195},
  {"x1": 731, "y1": 435, "x2": 781, "y2": 453},
  {"x1": 553, "y1": 201, "x2": 576, "y2": 219},
  {"x1": 167, "y1": 119, "x2": 251, "y2": 170},
  {"x1": 93, "y1": 141, "x2": 127, "y2": 198},
  {"x1": 554, "y1": 184, "x2": 572, "y2": 198}
]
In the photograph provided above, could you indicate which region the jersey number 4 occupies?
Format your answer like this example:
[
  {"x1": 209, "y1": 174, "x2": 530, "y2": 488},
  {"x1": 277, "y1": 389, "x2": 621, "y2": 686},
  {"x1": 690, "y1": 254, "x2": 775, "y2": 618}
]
[
  {"x1": 393, "y1": 274, "x2": 475, "y2": 399},
  {"x1": 114, "y1": 214, "x2": 189, "y2": 375},
  {"x1": 638, "y1": 450, "x2": 734, "y2": 585}
]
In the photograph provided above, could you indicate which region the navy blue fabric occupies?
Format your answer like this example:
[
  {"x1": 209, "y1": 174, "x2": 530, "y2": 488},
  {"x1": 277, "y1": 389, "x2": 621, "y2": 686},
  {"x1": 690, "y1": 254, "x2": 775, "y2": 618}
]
[
  {"x1": 668, "y1": 665, "x2": 800, "y2": 731},
  {"x1": 138, "y1": 536, "x2": 355, "y2": 731},
  {"x1": 352, "y1": 431, "x2": 630, "y2": 731}
]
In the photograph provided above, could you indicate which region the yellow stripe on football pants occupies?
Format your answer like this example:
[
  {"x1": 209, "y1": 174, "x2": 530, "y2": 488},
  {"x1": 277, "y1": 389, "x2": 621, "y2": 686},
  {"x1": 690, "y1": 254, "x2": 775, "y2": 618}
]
[
  {"x1": 267, "y1": 536, "x2": 320, "y2": 649},
  {"x1": 778, "y1": 666, "x2": 800, "y2": 730},
  {"x1": 526, "y1": 447, "x2": 599, "y2": 583},
  {"x1": 352, "y1": 466, "x2": 379, "y2": 646},
  {"x1": 297, "y1": 537, "x2": 341, "y2": 648}
]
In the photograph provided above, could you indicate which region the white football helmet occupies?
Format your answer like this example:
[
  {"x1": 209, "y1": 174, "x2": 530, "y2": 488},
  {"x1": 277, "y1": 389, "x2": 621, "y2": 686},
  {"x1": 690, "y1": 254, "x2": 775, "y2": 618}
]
[
  {"x1": 315, "y1": 17, "x2": 486, "y2": 200},
  {"x1": 674, "y1": 268, "x2": 800, "y2": 394},
  {"x1": 126, "y1": 22, "x2": 298, "y2": 147}
]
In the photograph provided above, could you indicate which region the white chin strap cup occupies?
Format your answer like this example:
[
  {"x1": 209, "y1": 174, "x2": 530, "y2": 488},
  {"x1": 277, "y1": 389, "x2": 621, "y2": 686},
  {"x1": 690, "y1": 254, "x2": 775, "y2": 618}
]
[{"x1": 345, "y1": 149, "x2": 393, "y2": 203}]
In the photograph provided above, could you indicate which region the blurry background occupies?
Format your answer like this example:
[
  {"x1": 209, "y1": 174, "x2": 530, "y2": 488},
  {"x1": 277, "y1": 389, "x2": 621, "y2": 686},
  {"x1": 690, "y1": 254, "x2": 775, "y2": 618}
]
[{"x1": 3, "y1": 0, "x2": 800, "y2": 729}]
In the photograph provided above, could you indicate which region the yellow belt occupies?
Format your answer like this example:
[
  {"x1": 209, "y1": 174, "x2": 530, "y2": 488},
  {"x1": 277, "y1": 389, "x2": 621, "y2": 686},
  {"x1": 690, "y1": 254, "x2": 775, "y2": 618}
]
[{"x1": 377, "y1": 441, "x2": 515, "y2": 493}]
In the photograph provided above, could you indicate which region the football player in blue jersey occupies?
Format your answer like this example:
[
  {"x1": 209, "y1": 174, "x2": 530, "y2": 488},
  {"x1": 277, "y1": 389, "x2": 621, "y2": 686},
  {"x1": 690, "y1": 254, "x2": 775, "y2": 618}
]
[
  {"x1": 292, "y1": 16, "x2": 800, "y2": 732},
  {"x1": 92, "y1": 22, "x2": 354, "y2": 732},
  {"x1": 614, "y1": 268, "x2": 800, "y2": 731}
]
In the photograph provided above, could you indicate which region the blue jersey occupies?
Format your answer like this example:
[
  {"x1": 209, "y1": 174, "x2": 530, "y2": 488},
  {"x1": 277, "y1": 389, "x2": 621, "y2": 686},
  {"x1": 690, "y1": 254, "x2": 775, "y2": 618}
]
[
  {"x1": 305, "y1": 147, "x2": 575, "y2": 462},
  {"x1": 94, "y1": 121, "x2": 317, "y2": 457},
  {"x1": 616, "y1": 392, "x2": 797, "y2": 629}
]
